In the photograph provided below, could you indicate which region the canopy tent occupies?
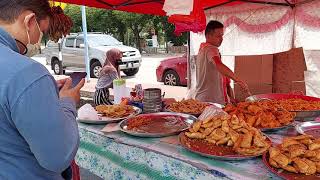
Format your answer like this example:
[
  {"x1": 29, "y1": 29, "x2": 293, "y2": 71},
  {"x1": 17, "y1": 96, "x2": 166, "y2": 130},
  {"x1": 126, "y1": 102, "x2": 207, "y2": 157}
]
[
  {"x1": 52, "y1": 0, "x2": 320, "y2": 96},
  {"x1": 52, "y1": 0, "x2": 311, "y2": 34}
]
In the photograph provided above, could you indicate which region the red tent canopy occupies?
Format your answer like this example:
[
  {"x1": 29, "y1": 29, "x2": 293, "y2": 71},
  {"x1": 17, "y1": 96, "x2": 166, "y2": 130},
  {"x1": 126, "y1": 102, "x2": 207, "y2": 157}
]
[
  {"x1": 55, "y1": 0, "x2": 298, "y2": 15},
  {"x1": 54, "y1": 0, "x2": 301, "y2": 33}
]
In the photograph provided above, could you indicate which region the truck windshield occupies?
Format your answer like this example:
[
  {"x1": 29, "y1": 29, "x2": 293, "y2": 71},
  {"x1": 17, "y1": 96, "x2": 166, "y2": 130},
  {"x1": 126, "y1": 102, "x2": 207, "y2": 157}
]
[{"x1": 88, "y1": 35, "x2": 122, "y2": 47}]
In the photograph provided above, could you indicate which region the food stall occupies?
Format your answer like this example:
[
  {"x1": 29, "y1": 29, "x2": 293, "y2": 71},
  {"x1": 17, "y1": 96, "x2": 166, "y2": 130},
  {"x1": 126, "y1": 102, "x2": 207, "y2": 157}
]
[
  {"x1": 48, "y1": 0, "x2": 320, "y2": 179},
  {"x1": 75, "y1": 89, "x2": 320, "y2": 179}
]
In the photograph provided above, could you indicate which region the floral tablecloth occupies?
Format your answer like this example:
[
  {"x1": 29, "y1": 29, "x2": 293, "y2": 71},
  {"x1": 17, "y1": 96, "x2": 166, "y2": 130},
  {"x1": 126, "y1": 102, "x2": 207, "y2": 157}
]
[{"x1": 75, "y1": 122, "x2": 300, "y2": 180}]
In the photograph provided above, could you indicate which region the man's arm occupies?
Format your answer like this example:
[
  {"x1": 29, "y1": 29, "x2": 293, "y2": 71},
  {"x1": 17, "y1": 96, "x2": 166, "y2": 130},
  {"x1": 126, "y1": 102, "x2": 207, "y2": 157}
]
[
  {"x1": 11, "y1": 75, "x2": 79, "y2": 173},
  {"x1": 226, "y1": 83, "x2": 236, "y2": 104},
  {"x1": 210, "y1": 54, "x2": 249, "y2": 93}
]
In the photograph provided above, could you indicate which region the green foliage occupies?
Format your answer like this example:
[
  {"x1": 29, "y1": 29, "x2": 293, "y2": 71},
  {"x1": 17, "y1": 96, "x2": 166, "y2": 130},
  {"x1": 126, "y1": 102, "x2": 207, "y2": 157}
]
[{"x1": 63, "y1": 5, "x2": 187, "y2": 49}]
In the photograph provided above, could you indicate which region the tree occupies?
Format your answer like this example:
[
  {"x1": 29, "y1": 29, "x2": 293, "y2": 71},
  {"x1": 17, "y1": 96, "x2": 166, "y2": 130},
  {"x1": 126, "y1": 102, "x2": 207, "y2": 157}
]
[
  {"x1": 152, "y1": 16, "x2": 188, "y2": 46},
  {"x1": 113, "y1": 12, "x2": 153, "y2": 51},
  {"x1": 63, "y1": 5, "x2": 187, "y2": 51}
]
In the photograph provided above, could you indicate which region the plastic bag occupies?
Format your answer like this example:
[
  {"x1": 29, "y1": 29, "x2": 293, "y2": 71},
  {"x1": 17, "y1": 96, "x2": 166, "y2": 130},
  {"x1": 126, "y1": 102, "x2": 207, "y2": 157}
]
[
  {"x1": 198, "y1": 105, "x2": 228, "y2": 121},
  {"x1": 77, "y1": 104, "x2": 99, "y2": 120}
]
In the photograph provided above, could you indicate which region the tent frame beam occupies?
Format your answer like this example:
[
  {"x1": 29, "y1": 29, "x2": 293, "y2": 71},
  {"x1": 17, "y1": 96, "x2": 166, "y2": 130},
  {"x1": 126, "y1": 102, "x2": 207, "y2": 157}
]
[
  {"x1": 296, "y1": 0, "x2": 317, "y2": 6},
  {"x1": 237, "y1": 0, "x2": 293, "y2": 7},
  {"x1": 95, "y1": 0, "x2": 163, "y2": 9},
  {"x1": 205, "y1": 0, "x2": 236, "y2": 10},
  {"x1": 204, "y1": 0, "x2": 295, "y2": 11}
]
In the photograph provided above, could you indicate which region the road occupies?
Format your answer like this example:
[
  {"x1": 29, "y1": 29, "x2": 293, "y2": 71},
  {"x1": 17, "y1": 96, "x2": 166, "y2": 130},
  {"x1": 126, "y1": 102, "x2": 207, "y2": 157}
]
[{"x1": 32, "y1": 54, "x2": 188, "y2": 100}]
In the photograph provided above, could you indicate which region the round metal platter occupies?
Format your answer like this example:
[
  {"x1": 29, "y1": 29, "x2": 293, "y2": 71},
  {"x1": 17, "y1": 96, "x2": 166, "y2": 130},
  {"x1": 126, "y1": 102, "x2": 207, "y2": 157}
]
[
  {"x1": 293, "y1": 110, "x2": 320, "y2": 121},
  {"x1": 179, "y1": 132, "x2": 271, "y2": 161},
  {"x1": 77, "y1": 106, "x2": 142, "y2": 124},
  {"x1": 165, "y1": 102, "x2": 224, "y2": 117},
  {"x1": 295, "y1": 121, "x2": 320, "y2": 137},
  {"x1": 246, "y1": 94, "x2": 320, "y2": 121},
  {"x1": 119, "y1": 112, "x2": 197, "y2": 138},
  {"x1": 262, "y1": 151, "x2": 320, "y2": 180},
  {"x1": 258, "y1": 121, "x2": 295, "y2": 132}
]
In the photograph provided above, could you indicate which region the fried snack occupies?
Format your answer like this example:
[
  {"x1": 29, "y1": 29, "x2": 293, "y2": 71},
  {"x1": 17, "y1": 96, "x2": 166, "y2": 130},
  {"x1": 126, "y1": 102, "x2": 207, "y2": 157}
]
[
  {"x1": 269, "y1": 135, "x2": 320, "y2": 175},
  {"x1": 223, "y1": 101, "x2": 295, "y2": 129},
  {"x1": 95, "y1": 105, "x2": 135, "y2": 118},
  {"x1": 185, "y1": 114, "x2": 270, "y2": 156},
  {"x1": 168, "y1": 99, "x2": 210, "y2": 115},
  {"x1": 269, "y1": 98, "x2": 320, "y2": 111}
]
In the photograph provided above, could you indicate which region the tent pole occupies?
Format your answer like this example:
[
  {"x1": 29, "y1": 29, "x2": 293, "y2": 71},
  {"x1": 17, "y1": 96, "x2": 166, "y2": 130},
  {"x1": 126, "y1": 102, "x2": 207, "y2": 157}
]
[
  {"x1": 81, "y1": 6, "x2": 90, "y2": 82},
  {"x1": 187, "y1": 32, "x2": 191, "y2": 90},
  {"x1": 292, "y1": 6, "x2": 297, "y2": 48}
]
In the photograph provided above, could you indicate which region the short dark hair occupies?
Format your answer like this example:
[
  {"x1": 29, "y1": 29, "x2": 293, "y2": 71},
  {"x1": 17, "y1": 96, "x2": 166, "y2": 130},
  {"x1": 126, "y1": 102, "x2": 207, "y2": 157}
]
[
  {"x1": 205, "y1": 20, "x2": 224, "y2": 36},
  {"x1": 0, "y1": 0, "x2": 51, "y2": 23}
]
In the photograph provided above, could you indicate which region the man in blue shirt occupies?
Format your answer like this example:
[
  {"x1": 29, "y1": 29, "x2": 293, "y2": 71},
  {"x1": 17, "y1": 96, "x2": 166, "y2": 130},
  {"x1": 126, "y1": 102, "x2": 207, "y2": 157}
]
[{"x1": 0, "y1": 0, "x2": 84, "y2": 179}]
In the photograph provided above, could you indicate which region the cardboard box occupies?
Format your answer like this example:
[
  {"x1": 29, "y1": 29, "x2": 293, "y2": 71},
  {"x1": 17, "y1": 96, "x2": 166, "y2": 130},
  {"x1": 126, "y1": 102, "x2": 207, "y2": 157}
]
[
  {"x1": 234, "y1": 83, "x2": 273, "y2": 101},
  {"x1": 291, "y1": 81, "x2": 306, "y2": 95},
  {"x1": 273, "y1": 47, "x2": 307, "y2": 93},
  {"x1": 234, "y1": 54, "x2": 273, "y2": 101}
]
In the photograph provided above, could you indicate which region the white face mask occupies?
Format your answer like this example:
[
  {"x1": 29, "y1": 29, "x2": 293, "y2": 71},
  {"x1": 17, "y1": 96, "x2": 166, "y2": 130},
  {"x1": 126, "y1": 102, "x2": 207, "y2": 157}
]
[{"x1": 25, "y1": 20, "x2": 43, "y2": 57}]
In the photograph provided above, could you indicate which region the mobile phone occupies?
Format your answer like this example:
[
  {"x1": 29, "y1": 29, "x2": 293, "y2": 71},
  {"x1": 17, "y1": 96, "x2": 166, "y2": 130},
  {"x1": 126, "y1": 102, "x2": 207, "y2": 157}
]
[{"x1": 70, "y1": 72, "x2": 87, "y2": 88}]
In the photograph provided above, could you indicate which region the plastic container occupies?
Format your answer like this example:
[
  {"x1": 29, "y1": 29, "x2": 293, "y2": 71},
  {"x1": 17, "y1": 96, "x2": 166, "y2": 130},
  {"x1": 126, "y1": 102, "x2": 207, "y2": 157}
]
[{"x1": 113, "y1": 79, "x2": 127, "y2": 104}]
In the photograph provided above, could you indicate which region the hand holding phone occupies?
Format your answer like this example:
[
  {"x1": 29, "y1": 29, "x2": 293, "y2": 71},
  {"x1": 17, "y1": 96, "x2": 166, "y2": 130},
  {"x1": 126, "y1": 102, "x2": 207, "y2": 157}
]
[
  {"x1": 70, "y1": 72, "x2": 87, "y2": 88},
  {"x1": 59, "y1": 77, "x2": 85, "y2": 104}
]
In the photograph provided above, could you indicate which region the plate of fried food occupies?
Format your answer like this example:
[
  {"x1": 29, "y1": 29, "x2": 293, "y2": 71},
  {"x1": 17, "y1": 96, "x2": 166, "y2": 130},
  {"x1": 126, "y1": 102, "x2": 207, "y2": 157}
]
[
  {"x1": 246, "y1": 93, "x2": 320, "y2": 121},
  {"x1": 166, "y1": 99, "x2": 223, "y2": 117},
  {"x1": 119, "y1": 112, "x2": 197, "y2": 137},
  {"x1": 223, "y1": 101, "x2": 295, "y2": 132},
  {"x1": 263, "y1": 135, "x2": 320, "y2": 180},
  {"x1": 78, "y1": 105, "x2": 142, "y2": 124},
  {"x1": 179, "y1": 114, "x2": 271, "y2": 160}
]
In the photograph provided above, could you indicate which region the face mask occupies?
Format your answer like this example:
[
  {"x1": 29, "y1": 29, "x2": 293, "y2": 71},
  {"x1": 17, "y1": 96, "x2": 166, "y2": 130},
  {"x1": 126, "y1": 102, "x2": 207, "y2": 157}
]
[{"x1": 25, "y1": 20, "x2": 43, "y2": 57}]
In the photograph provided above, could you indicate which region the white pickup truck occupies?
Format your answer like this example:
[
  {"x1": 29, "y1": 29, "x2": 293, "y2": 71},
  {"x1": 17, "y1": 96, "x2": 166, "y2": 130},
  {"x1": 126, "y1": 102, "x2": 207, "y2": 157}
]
[{"x1": 43, "y1": 33, "x2": 142, "y2": 78}]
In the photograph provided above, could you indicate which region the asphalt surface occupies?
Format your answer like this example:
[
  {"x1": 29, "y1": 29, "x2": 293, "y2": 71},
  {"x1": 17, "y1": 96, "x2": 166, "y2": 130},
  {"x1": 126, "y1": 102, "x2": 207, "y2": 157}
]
[{"x1": 32, "y1": 53, "x2": 188, "y2": 100}]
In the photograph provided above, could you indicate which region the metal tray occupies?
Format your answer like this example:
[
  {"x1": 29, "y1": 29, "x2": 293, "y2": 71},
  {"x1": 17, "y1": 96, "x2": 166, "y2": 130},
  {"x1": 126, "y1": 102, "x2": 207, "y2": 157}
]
[
  {"x1": 119, "y1": 112, "x2": 197, "y2": 138},
  {"x1": 179, "y1": 132, "x2": 271, "y2": 161},
  {"x1": 259, "y1": 121, "x2": 295, "y2": 132},
  {"x1": 78, "y1": 106, "x2": 142, "y2": 124},
  {"x1": 246, "y1": 93, "x2": 320, "y2": 121},
  {"x1": 165, "y1": 102, "x2": 224, "y2": 117},
  {"x1": 295, "y1": 121, "x2": 320, "y2": 136},
  {"x1": 293, "y1": 110, "x2": 320, "y2": 121}
]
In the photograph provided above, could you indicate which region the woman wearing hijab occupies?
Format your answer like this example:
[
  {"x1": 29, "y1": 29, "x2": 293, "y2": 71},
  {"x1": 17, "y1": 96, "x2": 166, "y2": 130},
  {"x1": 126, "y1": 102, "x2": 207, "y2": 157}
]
[{"x1": 94, "y1": 48, "x2": 122, "y2": 105}]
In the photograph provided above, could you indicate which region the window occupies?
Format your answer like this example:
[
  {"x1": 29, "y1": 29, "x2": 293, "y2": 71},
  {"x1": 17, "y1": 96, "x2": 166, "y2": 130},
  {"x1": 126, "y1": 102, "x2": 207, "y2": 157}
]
[
  {"x1": 46, "y1": 41, "x2": 57, "y2": 47},
  {"x1": 76, "y1": 38, "x2": 84, "y2": 48},
  {"x1": 87, "y1": 35, "x2": 121, "y2": 47},
  {"x1": 65, "y1": 38, "x2": 75, "y2": 48}
]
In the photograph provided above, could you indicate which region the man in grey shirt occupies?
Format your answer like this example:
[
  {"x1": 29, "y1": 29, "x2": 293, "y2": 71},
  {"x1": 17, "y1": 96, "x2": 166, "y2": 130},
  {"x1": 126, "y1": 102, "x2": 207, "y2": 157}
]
[{"x1": 195, "y1": 21, "x2": 249, "y2": 104}]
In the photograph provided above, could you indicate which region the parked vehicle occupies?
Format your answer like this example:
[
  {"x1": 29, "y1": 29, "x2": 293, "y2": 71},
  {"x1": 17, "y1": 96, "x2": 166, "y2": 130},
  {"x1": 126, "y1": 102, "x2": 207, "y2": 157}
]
[
  {"x1": 156, "y1": 54, "x2": 187, "y2": 86},
  {"x1": 43, "y1": 33, "x2": 142, "y2": 78}
]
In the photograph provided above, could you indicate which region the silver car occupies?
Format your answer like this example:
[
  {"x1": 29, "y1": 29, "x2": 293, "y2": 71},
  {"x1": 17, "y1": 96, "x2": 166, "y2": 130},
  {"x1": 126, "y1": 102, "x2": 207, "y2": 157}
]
[{"x1": 43, "y1": 33, "x2": 142, "y2": 78}]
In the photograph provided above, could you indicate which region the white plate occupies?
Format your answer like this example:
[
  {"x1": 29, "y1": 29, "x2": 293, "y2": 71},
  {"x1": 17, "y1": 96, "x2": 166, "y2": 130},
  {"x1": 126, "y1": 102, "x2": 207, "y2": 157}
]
[{"x1": 77, "y1": 106, "x2": 142, "y2": 124}]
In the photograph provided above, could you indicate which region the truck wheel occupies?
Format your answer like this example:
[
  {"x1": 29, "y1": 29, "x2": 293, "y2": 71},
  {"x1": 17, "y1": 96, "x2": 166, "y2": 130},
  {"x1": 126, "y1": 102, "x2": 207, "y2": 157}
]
[
  {"x1": 123, "y1": 68, "x2": 139, "y2": 76},
  {"x1": 90, "y1": 61, "x2": 102, "y2": 78},
  {"x1": 52, "y1": 60, "x2": 64, "y2": 75},
  {"x1": 163, "y1": 70, "x2": 180, "y2": 86}
]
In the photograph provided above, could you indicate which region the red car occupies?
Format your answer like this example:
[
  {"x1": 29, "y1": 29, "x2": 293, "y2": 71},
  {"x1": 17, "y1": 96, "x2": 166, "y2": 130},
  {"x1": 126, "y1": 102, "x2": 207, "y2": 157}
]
[{"x1": 156, "y1": 54, "x2": 187, "y2": 86}]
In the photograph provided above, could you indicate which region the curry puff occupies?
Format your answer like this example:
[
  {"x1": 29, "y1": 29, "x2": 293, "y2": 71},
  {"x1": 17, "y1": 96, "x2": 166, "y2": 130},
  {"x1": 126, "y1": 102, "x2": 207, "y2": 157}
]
[
  {"x1": 268, "y1": 135, "x2": 320, "y2": 175},
  {"x1": 185, "y1": 114, "x2": 271, "y2": 156},
  {"x1": 223, "y1": 101, "x2": 295, "y2": 129},
  {"x1": 168, "y1": 99, "x2": 210, "y2": 115},
  {"x1": 95, "y1": 105, "x2": 135, "y2": 118}
]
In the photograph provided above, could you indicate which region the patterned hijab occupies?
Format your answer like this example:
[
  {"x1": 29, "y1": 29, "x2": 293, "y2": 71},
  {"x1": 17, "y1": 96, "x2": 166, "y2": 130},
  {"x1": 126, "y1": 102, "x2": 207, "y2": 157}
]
[{"x1": 105, "y1": 48, "x2": 122, "y2": 67}]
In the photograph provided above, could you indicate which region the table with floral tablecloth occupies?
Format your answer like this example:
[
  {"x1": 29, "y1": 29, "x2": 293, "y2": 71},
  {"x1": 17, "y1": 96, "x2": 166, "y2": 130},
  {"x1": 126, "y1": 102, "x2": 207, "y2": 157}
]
[{"x1": 75, "y1": 122, "x2": 300, "y2": 180}]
